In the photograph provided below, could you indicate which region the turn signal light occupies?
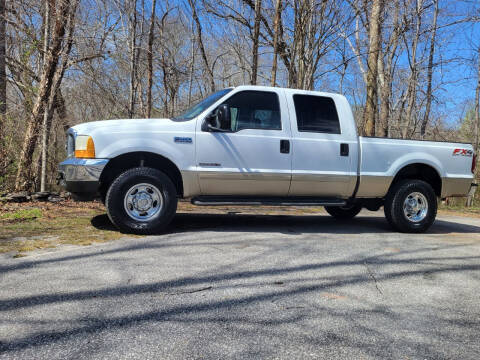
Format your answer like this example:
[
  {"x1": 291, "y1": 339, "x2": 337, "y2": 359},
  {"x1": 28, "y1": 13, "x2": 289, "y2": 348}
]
[{"x1": 75, "y1": 136, "x2": 95, "y2": 158}]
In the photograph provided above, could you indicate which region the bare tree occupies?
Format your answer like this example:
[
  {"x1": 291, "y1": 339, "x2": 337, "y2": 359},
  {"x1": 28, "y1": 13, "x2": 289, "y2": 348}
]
[
  {"x1": 270, "y1": 0, "x2": 282, "y2": 86},
  {"x1": 402, "y1": 0, "x2": 423, "y2": 139},
  {"x1": 420, "y1": 0, "x2": 439, "y2": 137},
  {"x1": 189, "y1": 0, "x2": 215, "y2": 92},
  {"x1": 15, "y1": 0, "x2": 79, "y2": 191},
  {"x1": 146, "y1": 0, "x2": 156, "y2": 118},
  {"x1": 363, "y1": 0, "x2": 384, "y2": 136},
  {"x1": 251, "y1": 0, "x2": 262, "y2": 85},
  {"x1": 466, "y1": 45, "x2": 480, "y2": 207},
  {"x1": 40, "y1": 0, "x2": 52, "y2": 192},
  {"x1": 128, "y1": 0, "x2": 138, "y2": 118},
  {"x1": 377, "y1": 0, "x2": 403, "y2": 137},
  {"x1": 475, "y1": 45, "x2": 480, "y2": 161},
  {"x1": 0, "y1": 0, "x2": 6, "y2": 176},
  {"x1": 0, "y1": 0, "x2": 5, "y2": 120},
  {"x1": 207, "y1": 0, "x2": 347, "y2": 89}
]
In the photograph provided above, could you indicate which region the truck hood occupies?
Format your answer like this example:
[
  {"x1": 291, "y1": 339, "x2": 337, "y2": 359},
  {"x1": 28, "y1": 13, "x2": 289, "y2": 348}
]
[
  {"x1": 68, "y1": 118, "x2": 197, "y2": 160},
  {"x1": 70, "y1": 118, "x2": 183, "y2": 135}
]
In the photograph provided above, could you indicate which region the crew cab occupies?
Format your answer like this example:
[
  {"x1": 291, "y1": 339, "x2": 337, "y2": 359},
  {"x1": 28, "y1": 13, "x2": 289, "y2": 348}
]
[{"x1": 58, "y1": 85, "x2": 475, "y2": 234}]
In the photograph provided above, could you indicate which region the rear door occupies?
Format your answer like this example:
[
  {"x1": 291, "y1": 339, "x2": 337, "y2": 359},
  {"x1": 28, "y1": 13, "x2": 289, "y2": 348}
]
[
  {"x1": 195, "y1": 89, "x2": 292, "y2": 195},
  {"x1": 287, "y1": 92, "x2": 357, "y2": 197}
]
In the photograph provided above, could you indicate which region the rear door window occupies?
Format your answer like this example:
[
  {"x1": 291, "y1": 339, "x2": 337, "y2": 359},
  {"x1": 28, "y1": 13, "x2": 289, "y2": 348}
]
[{"x1": 293, "y1": 94, "x2": 340, "y2": 134}]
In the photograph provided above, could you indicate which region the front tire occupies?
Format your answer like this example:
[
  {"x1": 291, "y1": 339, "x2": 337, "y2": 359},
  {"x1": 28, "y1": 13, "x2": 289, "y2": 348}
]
[
  {"x1": 384, "y1": 179, "x2": 437, "y2": 233},
  {"x1": 105, "y1": 167, "x2": 177, "y2": 234},
  {"x1": 325, "y1": 204, "x2": 362, "y2": 219}
]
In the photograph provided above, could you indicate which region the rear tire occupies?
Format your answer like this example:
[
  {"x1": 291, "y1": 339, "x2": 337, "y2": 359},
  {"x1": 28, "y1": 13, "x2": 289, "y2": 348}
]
[
  {"x1": 384, "y1": 179, "x2": 437, "y2": 233},
  {"x1": 325, "y1": 204, "x2": 362, "y2": 219},
  {"x1": 106, "y1": 167, "x2": 177, "y2": 234}
]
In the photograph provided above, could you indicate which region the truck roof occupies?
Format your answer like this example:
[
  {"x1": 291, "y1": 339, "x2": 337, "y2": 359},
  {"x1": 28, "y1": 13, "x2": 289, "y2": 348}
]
[{"x1": 230, "y1": 85, "x2": 345, "y2": 100}]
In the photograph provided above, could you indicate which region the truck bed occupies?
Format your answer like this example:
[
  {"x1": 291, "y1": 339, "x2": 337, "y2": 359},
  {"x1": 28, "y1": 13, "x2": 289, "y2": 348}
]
[{"x1": 356, "y1": 137, "x2": 474, "y2": 198}]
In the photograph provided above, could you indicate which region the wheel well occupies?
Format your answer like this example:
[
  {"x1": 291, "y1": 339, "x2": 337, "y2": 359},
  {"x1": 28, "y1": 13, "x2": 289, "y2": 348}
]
[
  {"x1": 389, "y1": 163, "x2": 442, "y2": 197},
  {"x1": 99, "y1": 152, "x2": 184, "y2": 198}
]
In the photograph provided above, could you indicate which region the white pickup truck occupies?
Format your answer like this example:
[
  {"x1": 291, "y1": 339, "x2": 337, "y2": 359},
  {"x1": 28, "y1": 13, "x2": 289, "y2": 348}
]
[{"x1": 58, "y1": 85, "x2": 475, "y2": 234}]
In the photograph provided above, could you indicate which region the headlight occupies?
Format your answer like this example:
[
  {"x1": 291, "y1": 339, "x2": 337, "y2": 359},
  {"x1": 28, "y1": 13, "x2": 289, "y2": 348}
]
[{"x1": 75, "y1": 135, "x2": 95, "y2": 158}]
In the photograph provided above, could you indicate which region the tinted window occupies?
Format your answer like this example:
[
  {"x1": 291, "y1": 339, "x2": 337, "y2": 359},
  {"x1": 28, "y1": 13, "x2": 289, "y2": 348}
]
[
  {"x1": 223, "y1": 91, "x2": 281, "y2": 131},
  {"x1": 293, "y1": 95, "x2": 340, "y2": 134}
]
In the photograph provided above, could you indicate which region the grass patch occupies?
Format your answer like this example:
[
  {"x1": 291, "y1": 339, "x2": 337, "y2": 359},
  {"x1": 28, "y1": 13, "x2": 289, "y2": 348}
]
[
  {"x1": 0, "y1": 208, "x2": 42, "y2": 221},
  {"x1": 438, "y1": 203, "x2": 480, "y2": 216},
  {"x1": 0, "y1": 200, "x2": 139, "y2": 257}
]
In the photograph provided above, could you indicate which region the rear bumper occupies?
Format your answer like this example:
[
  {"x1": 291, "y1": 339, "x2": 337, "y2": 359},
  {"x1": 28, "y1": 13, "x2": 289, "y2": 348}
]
[
  {"x1": 58, "y1": 158, "x2": 109, "y2": 194},
  {"x1": 441, "y1": 177, "x2": 474, "y2": 198}
]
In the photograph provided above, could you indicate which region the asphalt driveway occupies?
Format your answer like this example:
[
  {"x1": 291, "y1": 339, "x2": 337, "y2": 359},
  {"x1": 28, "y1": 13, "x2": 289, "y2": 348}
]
[{"x1": 1, "y1": 211, "x2": 480, "y2": 359}]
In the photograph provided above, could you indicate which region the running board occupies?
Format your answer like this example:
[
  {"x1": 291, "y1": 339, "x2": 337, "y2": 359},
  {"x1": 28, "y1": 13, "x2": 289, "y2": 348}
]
[{"x1": 191, "y1": 196, "x2": 347, "y2": 207}]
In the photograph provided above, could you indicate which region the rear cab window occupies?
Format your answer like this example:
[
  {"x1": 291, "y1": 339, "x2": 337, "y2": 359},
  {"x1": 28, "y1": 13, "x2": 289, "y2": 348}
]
[{"x1": 293, "y1": 94, "x2": 341, "y2": 134}]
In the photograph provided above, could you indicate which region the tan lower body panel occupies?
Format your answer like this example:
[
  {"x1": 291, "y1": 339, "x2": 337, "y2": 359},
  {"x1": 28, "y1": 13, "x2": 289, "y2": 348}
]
[
  {"x1": 441, "y1": 177, "x2": 473, "y2": 198},
  {"x1": 355, "y1": 175, "x2": 393, "y2": 198},
  {"x1": 197, "y1": 171, "x2": 291, "y2": 196},
  {"x1": 288, "y1": 174, "x2": 354, "y2": 197},
  {"x1": 180, "y1": 170, "x2": 201, "y2": 198},
  {"x1": 356, "y1": 175, "x2": 473, "y2": 199}
]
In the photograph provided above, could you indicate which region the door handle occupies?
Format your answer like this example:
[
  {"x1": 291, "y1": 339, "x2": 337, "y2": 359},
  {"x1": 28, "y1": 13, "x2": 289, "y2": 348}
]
[
  {"x1": 340, "y1": 143, "x2": 349, "y2": 156},
  {"x1": 280, "y1": 139, "x2": 290, "y2": 154}
]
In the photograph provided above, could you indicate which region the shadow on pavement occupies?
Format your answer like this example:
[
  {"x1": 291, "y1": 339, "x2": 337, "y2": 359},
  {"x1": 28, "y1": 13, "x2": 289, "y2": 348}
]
[{"x1": 91, "y1": 211, "x2": 480, "y2": 235}]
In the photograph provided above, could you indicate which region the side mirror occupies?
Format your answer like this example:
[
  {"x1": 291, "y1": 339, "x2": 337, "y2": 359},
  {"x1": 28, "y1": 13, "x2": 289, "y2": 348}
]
[
  {"x1": 216, "y1": 104, "x2": 231, "y2": 130},
  {"x1": 204, "y1": 104, "x2": 231, "y2": 132}
]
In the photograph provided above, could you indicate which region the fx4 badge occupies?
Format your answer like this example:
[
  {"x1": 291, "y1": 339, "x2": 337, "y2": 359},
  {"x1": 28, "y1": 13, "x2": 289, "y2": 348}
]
[
  {"x1": 452, "y1": 148, "x2": 473, "y2": 157},
  {"x1": 174, "y1": 137, "x2": 192, "y2": 144}
]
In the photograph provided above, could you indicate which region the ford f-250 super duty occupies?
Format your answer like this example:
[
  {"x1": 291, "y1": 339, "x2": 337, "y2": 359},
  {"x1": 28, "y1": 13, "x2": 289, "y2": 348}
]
[{"x1": 58, "y1": 85, "x2": 475, "y2": 234}]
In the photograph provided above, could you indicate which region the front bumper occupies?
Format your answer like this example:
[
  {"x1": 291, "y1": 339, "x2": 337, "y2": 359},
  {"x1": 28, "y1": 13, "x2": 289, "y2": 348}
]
[{"x1": 58, "y1": 158, "x2": 109, "y2": 194}]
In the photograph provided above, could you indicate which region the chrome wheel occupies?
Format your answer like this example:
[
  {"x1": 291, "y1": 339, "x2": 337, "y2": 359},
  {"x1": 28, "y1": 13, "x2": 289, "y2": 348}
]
[
  {"x1": 403, "y1": 192, "x2": 428, "y2": 223},
  {"x1": 123, "y1": 183, "x2": 163, "y2": 221}
]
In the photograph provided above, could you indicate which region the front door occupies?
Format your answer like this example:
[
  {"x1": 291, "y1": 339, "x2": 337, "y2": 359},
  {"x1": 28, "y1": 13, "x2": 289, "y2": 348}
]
[{"x1": 196, "y1": 89, "x2": 292, "y2": 196}]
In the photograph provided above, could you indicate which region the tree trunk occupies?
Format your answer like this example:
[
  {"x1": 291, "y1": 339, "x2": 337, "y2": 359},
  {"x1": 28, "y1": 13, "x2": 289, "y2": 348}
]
[
  {"x1": 465, "y1": 46, "x2": 479, "y2": 207},
  {"x1": 188, "y1": 18, "x2": 195, "y2": 106},
  {"x1": 402, "y1": 0, "x2": 423, "y2": 139},
  {"x1": 474, "y1": 45, "x2": 480, "y2": 168},
  {"x1": 0, "y1": 0, "x2": 6, "y2": 172},
  {"x1": 420, "y1": 0, "x2": 439, "y2": 137},
  {"x1": 377, "y1": 50, "x2": 389, "y2": 137},
  {"x1": 363, "y1": 0, "x2": 384, "y2": 136},
  {"x1": 377, "y1": 1, "x2": 401, "y2": 138},
  {"x1": 15, "y1": 0, "x2": 77, "y2": 191},
  {"x1": 40, "y1": 0, "x2": 51, "y2": 192},
  {"x1": 189, "y1": 0, "x2": 215, "y2": 92},
  {"x1": 128, "y1": 0, "x2": 137, "y2": 118},
  {"x1": 146, "y1": 0, "x2": 156, "y2": 118},
  {"x1": 251, "y1": 0, "x2": 262, "y2": 85},
  {"x1": 0, "y1": 0, "x2": 5, "y2": 120},
  {"x1": 270, "y1": 0, "x2": 281, "y2": 87}
]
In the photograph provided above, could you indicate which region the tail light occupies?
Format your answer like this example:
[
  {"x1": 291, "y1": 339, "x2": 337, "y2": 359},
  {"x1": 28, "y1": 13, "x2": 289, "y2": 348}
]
[{"x1": 473, "y1": 153, "x2": 477, "y2": 174}]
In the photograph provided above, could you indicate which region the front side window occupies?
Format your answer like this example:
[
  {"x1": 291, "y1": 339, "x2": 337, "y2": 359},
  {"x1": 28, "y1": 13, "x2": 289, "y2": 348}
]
[
  {"x1": 223, "y1": 91, "x2": 281, "y2": 131},
  {"x1": 293, "y1": 94, "x2": 340, "y2": 134}
]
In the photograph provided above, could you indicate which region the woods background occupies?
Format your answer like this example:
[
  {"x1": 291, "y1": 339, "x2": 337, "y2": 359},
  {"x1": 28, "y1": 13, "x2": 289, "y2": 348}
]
[{"x1": 0, "y1": 0, "x2": 479, "y2": 204}]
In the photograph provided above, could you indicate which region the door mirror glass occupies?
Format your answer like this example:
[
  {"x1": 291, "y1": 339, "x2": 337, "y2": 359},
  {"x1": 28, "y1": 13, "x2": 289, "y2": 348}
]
[
  {"x1": 216, "y1": 104, "x2": 231, "y2": 130},
  {"x1": 204, "y1": 103, "x2": 231, "y2": 132}
]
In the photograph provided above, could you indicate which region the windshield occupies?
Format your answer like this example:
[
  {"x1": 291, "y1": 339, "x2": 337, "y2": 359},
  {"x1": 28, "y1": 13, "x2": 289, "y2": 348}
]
[{"x1": 174, "y1": 88, "x2": 232, "y2": 120}]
